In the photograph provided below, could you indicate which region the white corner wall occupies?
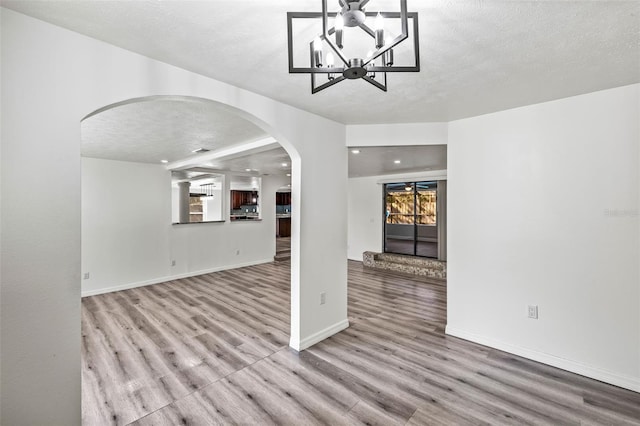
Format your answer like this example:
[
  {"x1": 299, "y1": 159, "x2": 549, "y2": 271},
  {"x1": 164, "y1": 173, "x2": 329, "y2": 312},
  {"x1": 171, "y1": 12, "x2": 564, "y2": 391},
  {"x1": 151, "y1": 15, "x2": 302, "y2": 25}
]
[
  {"x1": 1, "y1": 9, "x2": 347, "y2": 424},
  {"x1": 447, "y1": 84, "x2": 640, "y2": 392}
]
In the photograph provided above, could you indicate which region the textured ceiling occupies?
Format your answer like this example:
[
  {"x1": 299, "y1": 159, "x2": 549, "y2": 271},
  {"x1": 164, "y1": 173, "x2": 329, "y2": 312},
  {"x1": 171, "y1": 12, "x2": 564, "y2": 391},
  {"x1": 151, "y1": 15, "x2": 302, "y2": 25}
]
[
  {"x1": 348, "y1": 145, "x2": 447, "y2": 178},
  {"x1": 4, "y1": 1, "x2": 638, "y2": 124},
  {"x1": 81, "y1": 96, "x2": 293, "y2": 177},
  {"x1": 79, "y1": 95, "x2": 438, "y2": 180},
  {"x1": 81, "y1": 97, "x2": 268, "y2": 164}
]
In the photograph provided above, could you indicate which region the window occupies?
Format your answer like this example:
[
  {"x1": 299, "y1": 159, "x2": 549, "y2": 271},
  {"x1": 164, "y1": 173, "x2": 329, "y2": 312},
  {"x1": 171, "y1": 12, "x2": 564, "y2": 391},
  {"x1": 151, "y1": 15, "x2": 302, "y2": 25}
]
[{"x1": 384, "y1": 181, "x2": 438, "y2": 257}]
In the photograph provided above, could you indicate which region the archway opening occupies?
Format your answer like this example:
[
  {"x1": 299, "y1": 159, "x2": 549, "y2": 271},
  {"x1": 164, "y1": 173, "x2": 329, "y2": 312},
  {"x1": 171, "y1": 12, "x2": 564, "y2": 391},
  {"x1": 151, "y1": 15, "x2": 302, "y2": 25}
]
[{"x1": 79, "y1": 95, "x2": 300, "y2": 425}]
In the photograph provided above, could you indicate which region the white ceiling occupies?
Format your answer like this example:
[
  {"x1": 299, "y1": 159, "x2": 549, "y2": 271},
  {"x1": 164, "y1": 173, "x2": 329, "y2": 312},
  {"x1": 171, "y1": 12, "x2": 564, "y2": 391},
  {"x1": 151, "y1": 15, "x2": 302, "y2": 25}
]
[
  {"x1": 79, "y1": 94, "x2": 426, "y2": 180},
  {"x1": 81, "y1": 97, "x2": 268, "y2": 164},
  {"x1": 4, "y1": 1, "x2": 638, "y2": 124}
]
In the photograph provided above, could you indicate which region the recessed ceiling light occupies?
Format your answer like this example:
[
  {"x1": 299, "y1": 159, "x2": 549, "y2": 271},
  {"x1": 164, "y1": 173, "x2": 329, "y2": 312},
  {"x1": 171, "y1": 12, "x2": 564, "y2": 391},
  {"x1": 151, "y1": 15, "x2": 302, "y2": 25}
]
[
  {"x1": 287, "y1": 184, "x2": 291, "y2": 187},
  {"x1": 245, "y1": 168, "x2": 252, "y2": 172},
  {"x1": 192, "y1": 148, "x2": 210, "y2": 153},
  {"x1": 394, "y1": 160, "x2": 401, "y2": 164},
  {"x1": 351, "y1": 149, "x2": 360, "y2": 154},
  {"x1": 286, "y1": 173, "x2": 291, "y2": 177},
  {"x1": 282, "y1": 162, "x2": 288, "y2": 167},
  {"x1": 160, "y1": 160, "x2": 169, "y2": 164}
]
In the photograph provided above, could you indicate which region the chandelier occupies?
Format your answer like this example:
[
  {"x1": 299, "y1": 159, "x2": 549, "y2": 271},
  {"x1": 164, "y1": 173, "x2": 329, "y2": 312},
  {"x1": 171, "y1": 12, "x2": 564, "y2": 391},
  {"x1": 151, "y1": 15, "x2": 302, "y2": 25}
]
[{"x1": 287, "y1": 0, "x2": 420, "y2": 93}]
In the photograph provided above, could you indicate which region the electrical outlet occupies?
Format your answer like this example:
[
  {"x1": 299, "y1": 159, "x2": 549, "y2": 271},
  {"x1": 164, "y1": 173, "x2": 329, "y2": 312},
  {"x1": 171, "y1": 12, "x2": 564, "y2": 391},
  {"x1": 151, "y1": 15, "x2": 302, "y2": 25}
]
[
  {"x1": 320, "y1": 292, "x2": 326, "y2": 305},
  {"x1": 83, "y1": 272, "x2": 90, "y2": 280},
  {"x1": 528, "y1": 305, "x2": 538, "y2": 319},
  {"x1": 171, "y1": 260, "x2": 176, "y2": 266}
]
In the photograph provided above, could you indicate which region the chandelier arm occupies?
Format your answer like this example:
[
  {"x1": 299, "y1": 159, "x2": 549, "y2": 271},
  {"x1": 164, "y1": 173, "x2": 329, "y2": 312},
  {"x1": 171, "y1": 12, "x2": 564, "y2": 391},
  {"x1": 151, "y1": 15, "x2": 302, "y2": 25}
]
[
  {"x1": 400, "y1": 0, "x2": 408, "y2": 41},
  {"x1": 362, "y1": 73, "x2": 388, "y2": 92},
  {"x1": 358, "y1": 23, "x2": 376, "y2": 38},
  {"x1": 367, "y1": 66, "x2": 419, "y2": 72},
  {"x1": 286, "y1": 12, "x2": 295, "y2": 73},
  {"x1": 291, "y1": 67, "x2": 347, "y2": 74},
  {"x1": 312, "y1": 75, "x2": 347, "y2": 94},
  {"x1": 360, "y1": 0, "x2": 371, "y2": 7},
  {"x1": 412, "y1": 11, "x2": 421, "y2": 70}
]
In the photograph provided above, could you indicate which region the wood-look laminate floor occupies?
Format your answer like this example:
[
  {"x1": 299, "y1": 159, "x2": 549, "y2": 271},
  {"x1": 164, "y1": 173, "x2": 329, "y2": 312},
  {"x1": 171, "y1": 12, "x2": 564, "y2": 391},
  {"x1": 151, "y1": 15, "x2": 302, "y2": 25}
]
[{"x1": 82, "y1": 261, "x2": 640, "y2": 425}]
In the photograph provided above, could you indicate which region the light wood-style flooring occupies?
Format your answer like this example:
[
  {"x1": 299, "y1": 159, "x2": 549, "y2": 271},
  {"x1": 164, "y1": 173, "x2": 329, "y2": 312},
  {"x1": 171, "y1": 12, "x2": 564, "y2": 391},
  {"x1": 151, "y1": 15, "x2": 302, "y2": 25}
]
[{"x1": 82, "y1": 261, "x2": 640, "y2": 425}]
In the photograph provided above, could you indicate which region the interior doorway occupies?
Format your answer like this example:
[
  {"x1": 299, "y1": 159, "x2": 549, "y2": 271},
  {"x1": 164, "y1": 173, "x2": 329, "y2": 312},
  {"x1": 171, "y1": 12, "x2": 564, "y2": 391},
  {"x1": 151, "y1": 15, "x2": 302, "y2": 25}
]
[
  {"x1": 275, "y1": 190, "x2": 292, "y2": 261},
  {"x1": 384, "y1": 181, "x2": 445, "y2": 259}
]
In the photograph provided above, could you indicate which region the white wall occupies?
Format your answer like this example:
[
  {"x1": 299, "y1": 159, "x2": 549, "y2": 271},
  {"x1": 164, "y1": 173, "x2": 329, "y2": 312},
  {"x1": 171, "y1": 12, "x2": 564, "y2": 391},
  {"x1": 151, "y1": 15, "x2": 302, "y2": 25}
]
[
  {"x1": 447, "y1": 84, "x2": 640, "y2": 392},
  {"x1": 1, "y1": 9, "x2": 347, "y2": 424},
  {"x1": 347, "y1": 170, "x2": 447, "y2": 261},
  {"x1": 348, "y1": 176, "x2": 384, "y2": 260},
  {"x1": 82, "y1": 158, "x2": 281, "y2": 296},
  {"x1": 82, "y1": 158, "x2": 171, "y2": 294}
]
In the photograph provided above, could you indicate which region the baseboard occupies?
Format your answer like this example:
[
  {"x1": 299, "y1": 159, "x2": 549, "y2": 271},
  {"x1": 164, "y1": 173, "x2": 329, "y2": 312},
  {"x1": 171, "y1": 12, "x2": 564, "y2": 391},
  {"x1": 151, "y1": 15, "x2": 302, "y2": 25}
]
[
  {"x1": 81, "y1": 258, "x2": 274, "y2": 297},
  {"x1": 290, "y1": 319, "x2": 350, "y2": 351},
  {"x1": 445, "y1": 326, "x2": 640, "y2": 393}
]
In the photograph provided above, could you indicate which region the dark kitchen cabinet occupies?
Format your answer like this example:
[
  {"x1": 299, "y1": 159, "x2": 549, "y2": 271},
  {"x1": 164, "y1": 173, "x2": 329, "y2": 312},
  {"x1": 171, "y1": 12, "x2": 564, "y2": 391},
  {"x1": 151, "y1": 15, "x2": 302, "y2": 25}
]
[
  {"x1": 276, "y1": 192, "x2": 291, "y2": 206},
  {"x1": 231, "y1": 191, "x2": 258, "y2": 210}
]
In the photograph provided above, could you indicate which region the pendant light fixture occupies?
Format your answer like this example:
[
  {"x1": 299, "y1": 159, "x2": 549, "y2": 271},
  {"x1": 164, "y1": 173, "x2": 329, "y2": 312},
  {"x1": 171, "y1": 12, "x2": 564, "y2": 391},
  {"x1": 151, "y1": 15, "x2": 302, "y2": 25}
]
[{"x1": 287, "y1": 0, "x2": 420, "y2": 93}]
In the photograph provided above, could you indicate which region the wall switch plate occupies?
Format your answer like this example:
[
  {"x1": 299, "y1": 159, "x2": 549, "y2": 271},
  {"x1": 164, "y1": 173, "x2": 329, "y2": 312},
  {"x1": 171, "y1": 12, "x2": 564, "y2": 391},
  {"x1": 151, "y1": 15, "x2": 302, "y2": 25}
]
[
  {"x1": 171, "y1": 260, "x2": 176, "y2": 266},
  {"x1": 320, "y1": 292, "x2": 326, "y2": 305},
  {"x1": 83, "y1": 272, "x2": 90, "y2": 280},
  {"x1": 236, "y1": 249, "x2": 240, "y2": 255},
  {"x1": 528, "y1": 305, "x2": 538, "y2": 319}
]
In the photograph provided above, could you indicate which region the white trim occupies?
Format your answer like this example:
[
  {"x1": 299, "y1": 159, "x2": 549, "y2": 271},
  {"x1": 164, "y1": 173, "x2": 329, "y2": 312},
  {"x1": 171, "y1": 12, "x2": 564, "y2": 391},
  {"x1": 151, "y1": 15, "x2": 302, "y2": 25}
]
[
  {"x1": 81, "y1": 258, "x2": 273, "y2": 297},
  {"x1": 290, "y1": 319, "x2": 350, "y2": 351},
  {"x1": 375, "y1": 170, "x2": 448, "y2": 184},
  {"x1": 445, "y1": 326, "x2": 640, "y2": 393}
]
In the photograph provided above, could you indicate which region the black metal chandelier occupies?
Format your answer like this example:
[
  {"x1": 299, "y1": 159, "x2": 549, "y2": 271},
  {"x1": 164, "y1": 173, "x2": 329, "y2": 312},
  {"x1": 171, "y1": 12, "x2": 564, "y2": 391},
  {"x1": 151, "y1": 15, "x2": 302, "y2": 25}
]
[{"x1": 287, "y1": 0, "x2": 420, "y2": 93}]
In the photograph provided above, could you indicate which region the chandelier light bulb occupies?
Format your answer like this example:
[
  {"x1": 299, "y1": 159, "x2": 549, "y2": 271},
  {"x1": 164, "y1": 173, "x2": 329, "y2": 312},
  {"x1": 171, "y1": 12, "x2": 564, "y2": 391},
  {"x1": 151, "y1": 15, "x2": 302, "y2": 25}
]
[
  {"x1": 313, "y1": 36, "x2": 322, "y2": 52},
  {"x1": 326, "y1": 52, "x2": 335, "y2": 67},
  {"x1": 374, "y1": 12, "x2": 384, "y2": 31},
  {"x1": 335, "y1": 13, "x2": 344, "y2": 31}
]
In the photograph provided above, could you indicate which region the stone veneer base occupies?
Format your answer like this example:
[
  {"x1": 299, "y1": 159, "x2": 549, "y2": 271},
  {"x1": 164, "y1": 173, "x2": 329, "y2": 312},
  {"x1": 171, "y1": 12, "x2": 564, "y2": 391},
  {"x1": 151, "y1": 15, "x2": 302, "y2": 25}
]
[{"x1": 363, "y1": 251, "x2": 447, "y2": 279}]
